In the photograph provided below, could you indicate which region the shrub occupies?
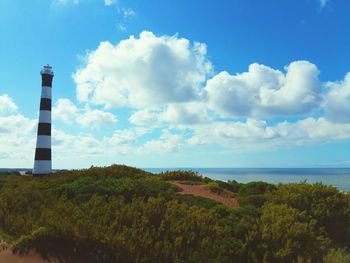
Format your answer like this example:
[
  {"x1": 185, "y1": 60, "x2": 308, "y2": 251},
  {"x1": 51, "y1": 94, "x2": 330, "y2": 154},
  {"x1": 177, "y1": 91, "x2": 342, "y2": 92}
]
[
  {"x1": 238, "y1": 181, "x2": 276, "y2": 196},
  {"x1": 323, "y1": 248, "x2": 350, "y2": 263},
  {"x1": 159, "y1": 170, "x2": 204, "y2": 182},
  {"x1": 206, "y1": 182, "x2": 223, "y2": 194},
  {"x1": 238, "y1": 194, "x2": 268, "y2": 207}
]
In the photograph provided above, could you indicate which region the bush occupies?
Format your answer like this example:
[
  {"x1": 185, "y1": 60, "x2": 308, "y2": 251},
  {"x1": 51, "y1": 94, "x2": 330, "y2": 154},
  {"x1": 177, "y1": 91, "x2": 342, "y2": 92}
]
[
  {"x1": 0, "y1": 165, "x2": 349, "y2": 262},
  {"x1": 259, "y1": 203, "x2": 331, "y2": 262},
  {"x1": 238, "y1": 194, "x2": 268, "y2": 207},
  {"x1": 206, "y1": 182, "x2": 223, "y2": 194},
  {"x1": 175, "y1": 194, "x2": 222, "y2": 209},
  {"x1": 216, "y1": 180, "x2": 241, "y2": 193},
  {"x1": 159, "y1": 170, "x2": 204, "y2": 182},
  {"x1": 323, "y1": 248, "x2": 350, "y2": 263},
  {"x1": 268, "y1": 183, "x2": 350, "y2": 247},
  {"x1": 238, "y1": 181, "x2": 276, "y2": 196}
]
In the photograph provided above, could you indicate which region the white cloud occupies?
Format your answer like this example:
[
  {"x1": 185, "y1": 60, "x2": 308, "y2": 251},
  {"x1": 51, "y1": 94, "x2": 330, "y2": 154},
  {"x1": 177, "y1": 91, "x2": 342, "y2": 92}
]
[
  {"x1": 53, "y1": 0, "x2": 117, "y2": 6},
  {"x1": 73, "y1": 31, "x2": 212, "y2": 108},
  {"x1": 189, "y1": 117, "x2": 350, "y2": 152},
  {"x1": 205, "y1": 61, "x2": 321, "y2": 118},
  {"x1": 116, "y1": 23, "x2": 127, "y2": 32},
  {"x1": 104, "y1": 0, "x2": 117, "y2": 6},
  {"x1": 78, "y1": 109, "x2": 117, "y2": 128},
  {"x1": 276, "y1": 117, "x2": 350, "y2": 141},
  {"x1": 53, "y1": 127, "x2": 149, "y2": 159},
  {"x1": 138, "y1": 130, "x2": 183, "y2": 154},
  {"x1": 0, "y1": 114, "x2": 37, "y2": 161},
  {"x1": 0, "y1": 94, "x2": 18, "y2": 115},
  {"x1": 53, "y1": 98, "x2": 117, "y2": 128},
  {"x1": 108, "y1": 129, "x2": 138, "y2": 145},
  {"x1": 53, "y1": 98, "x2": 78, "y2": 123},
  {"x1": 4, "y1": 31, "x2": 350, "y2": 167},
  {"x1": 0, "y1": 114, "x2": 36, "y2": 135},
  {"x1": 128, "y1": 102, "x2": 211, "y2": 127},
  {"x1": 122, "y1": 8, "x2": 135, "y2": 19},
  {"x1": 52, "y1": 0, "x2": 80, "y2": 5},
  {"x1": 51, "y1": 0, "x2": 120, "y2": 6},
  {"x1": 324, "y1": 73, "x2": 350, "y2": 122},
  {"x1": 52, "y1": 129, "x2": 105, "y2": 159},
  {"x1": 105, "y1": 128, "x2": 149, "y2": 154},
  {"x1": 160, "y1": 102, "x2": 211, "y2": 125},
  {"x1": 129, "y1": 109, "x2": 159, "y2": 126},
  {"x1": 215, "y1": 119, "x2": 276, "y2": 140}
]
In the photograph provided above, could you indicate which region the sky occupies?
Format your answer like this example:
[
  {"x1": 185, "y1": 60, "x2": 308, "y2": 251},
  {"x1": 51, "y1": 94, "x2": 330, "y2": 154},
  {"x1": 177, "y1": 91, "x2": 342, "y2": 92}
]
[{"x1": 0, "y1": 0, "x2": 350, "y2": 169}]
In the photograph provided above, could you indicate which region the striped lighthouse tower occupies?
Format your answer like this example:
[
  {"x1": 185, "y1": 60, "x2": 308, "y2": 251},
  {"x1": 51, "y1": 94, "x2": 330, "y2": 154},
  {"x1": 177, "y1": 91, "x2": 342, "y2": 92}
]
[{"x1": 33, "y1": 65, "x2": 54, "y2": 176}]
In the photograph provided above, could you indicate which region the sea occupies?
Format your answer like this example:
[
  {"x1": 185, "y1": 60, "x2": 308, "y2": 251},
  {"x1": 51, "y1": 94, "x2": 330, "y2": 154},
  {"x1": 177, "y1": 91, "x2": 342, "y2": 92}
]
[{"x1": 145, "y1": 168, "x2": 350, "y2": 192}]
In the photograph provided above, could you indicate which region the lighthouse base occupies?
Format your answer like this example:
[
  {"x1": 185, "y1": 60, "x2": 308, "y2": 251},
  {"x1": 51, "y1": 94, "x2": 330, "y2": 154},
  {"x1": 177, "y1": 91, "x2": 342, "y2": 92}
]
[{"x1": 33, "y1": 160, "x2": 52, "y2": 175}]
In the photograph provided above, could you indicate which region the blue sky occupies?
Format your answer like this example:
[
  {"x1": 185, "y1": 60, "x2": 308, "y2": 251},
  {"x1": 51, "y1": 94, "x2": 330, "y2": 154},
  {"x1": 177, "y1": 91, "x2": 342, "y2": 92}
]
[{"x1": 0, "y1": 0, "x2": 349, "y2": 168}]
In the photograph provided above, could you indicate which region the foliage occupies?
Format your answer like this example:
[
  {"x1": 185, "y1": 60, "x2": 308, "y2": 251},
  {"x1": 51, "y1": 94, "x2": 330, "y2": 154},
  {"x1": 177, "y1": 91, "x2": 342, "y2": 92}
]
[
  {"x1": 267, "y1": 183, "x2": 350, "y2": 247},
  {"x1": 259, "y1": 203, "x2": 331, "y2": 262},
  {"x1": 0, "y1": 165, "x2": 349, "y2": 263},
  {"x1": 206, "y1": 181, "x2": 224, "y2": 194},
  {"x1": 0, "y1": 171, "x2": 19, "y2": 176},
  {"x1": 159, "y1": 170, "x2": 205, "y2": 182},
  {"x1": 224, "y1": 180, "x2": 242, "y2": 192},
  {"x1": 238, "y1": 194, "x2": 268, "y2": 208},
  {"x1": 238, "y1": 181, "x2": 276, "y2": 196},
  {"x1": 174, "y1": 194, "x2": 222, "y2": 209},
  {"x1": 323, "y1": 248, "x2": 350, "y2": 263}
]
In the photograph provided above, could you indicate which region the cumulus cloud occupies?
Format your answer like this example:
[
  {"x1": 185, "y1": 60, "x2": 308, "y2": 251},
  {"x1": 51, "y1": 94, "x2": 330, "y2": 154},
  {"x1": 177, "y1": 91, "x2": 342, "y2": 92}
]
[
  {"x1": 129, "y1": 102, "x2": 211, "y2": 127},
  {"x1": 52, "y1": 127, "x2": 149, "y2": 160},
  {"x1": 73, "y1": 32, "x2": 331, "y2": 122},
  {"x1": 0, "y1": 114, "x2": 37, "y2": 161},
  {"x1": 73, "y1": 31, "x2": 212, "y2": 108},
  {"x1": 108, "y1": 129, "x2": 139, "y2": 145},
  {"x1": 160, "y1": 103, "x2": 211, "y2": 125},
  {"x1": 0, "y1": 114, "x2": 36, "y2": 136},
  {"x1": 53, "y1": 98, "x2": 117, "y2": 128},
  {"x1": 104, "y1": 128, "x2": 149, "y2": 154},
  {"x1": 205, "y1": 61, "x2": 321, "y2": 118},
  {"x1": 324, "y1": 73, "x2": 350, "y2": 122},
  {"x1": 0, "y1": 94, "x2": 18, "y2": 115},
  {"x1": 129, "y1": 109, "x2": 159, "y2": 126},
  {"x1": 189, "y1": 117, "x2": 350, "y2": 152},
  {"x1": 78, "y1": 109, "x2": 117, "y2": 128},
  {"x1": 53, "y1": 98, "x2": 78, "y2": 123},
  {"x1": 52, "y1": 129, "x2": 105, "y2": 159},
  {"x1": 4, "y1": 32, "x2": 350, "y2": 166},
  {"x1": 138, "y1": 130, "x2": 183, "y2": 154}
]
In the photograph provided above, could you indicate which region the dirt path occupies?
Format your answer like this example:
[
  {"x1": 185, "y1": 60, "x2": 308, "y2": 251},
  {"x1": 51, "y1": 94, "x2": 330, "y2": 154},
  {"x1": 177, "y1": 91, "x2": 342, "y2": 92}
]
[
  {"x1": 171, "y1": 181, "x2": 239, "y2": 208},
  {"x1": 0, "y1": 242, "x2": 53, "y2": 263}
]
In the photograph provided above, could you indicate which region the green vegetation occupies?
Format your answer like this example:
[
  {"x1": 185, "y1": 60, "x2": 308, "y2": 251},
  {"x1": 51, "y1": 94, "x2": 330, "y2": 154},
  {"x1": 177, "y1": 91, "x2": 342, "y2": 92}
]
[
  {"x1": 0, "y1": 171, "x2": 20, "y2": 176},
  {"x1": 159, "y1": 170, "x2": 208, "y2": 182},
  {"x1": 0, "y1": 165, "x2": 349, "y2": 262},
  {"x1": 206, "y1": 181, "x2": 224, "y2": 194}
]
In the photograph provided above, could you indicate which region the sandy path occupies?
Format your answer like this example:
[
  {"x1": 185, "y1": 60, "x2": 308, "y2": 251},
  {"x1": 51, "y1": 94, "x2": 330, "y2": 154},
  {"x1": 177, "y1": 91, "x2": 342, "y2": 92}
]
[
  {"x1": 171, "y1": 181, "x2": 239, "y2": 208},
  {"x1": 0, "y1": 242, "x2": 53, "y2": 263}
]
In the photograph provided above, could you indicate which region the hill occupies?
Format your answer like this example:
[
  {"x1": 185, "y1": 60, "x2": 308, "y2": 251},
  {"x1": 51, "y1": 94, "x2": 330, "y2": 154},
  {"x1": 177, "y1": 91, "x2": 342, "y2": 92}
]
[{"x1": 0, "y1": 165, "x2": 350, "y2": 262}]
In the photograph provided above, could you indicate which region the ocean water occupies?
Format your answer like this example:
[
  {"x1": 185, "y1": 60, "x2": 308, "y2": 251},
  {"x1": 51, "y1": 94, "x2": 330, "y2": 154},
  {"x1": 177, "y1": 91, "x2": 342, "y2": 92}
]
[{"x1": 145, "y1": 168, "x2": 350, "y2": 192}]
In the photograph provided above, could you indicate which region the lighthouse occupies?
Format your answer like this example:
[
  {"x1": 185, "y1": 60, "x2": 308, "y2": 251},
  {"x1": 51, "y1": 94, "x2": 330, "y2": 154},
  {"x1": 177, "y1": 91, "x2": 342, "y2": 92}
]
[{"x1": 33, "y1": 65, "x2": 54, "y2": 176}]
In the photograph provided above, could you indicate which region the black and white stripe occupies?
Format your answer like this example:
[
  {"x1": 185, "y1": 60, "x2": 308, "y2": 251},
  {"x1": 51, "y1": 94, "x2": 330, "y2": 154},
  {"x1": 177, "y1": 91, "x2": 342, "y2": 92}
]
[{"x1": 33, "y1": 65, "x2": 54, "y2": 175}]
